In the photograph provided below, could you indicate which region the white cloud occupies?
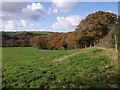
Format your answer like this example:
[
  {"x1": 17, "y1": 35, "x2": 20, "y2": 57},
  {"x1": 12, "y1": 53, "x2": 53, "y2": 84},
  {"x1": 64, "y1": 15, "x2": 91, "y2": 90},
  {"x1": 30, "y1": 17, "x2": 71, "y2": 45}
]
[
  {"x1": 0, "y1": 20, "x2": 3, "y2": 31},
  {"x1": 106, "y1": 10, "x2": 112, "y2": 13},
  {"x1": 28, "y1": 23, "x2": 40, "y2": 27},
  {"x1": 26, "y1": 3, "x2": 44, "y2": 11},
  {"x1": 52, "y1": 8, "x2": 58, "y2": 14},
  {"x1": 47, "y1": 0, "x2": 77, "y2": 14},
  {"x1": 1, "y1": 2, "x2": 46, "y2": 21},
  {"x1": 4, "y1": 20, "x2": 18, "y2": 30},
  {"x1": 52, "y1": 15, "x2": 83, "y2": 30},
  {"x1": 21, "y1": 19, "x2": 27, "y2": 26},
  {"x1": 52, "y1": 0, "x2": 77, "y2": 13},
  {"x1": 47, "y1": 7, "x2": 58, "y2": 14},
  {"x1": 22, "y1": 3, "x2": 46, "y2": 20},
  {"x1": 1, "y1": 19, "x2": 41, "y2": 31}
]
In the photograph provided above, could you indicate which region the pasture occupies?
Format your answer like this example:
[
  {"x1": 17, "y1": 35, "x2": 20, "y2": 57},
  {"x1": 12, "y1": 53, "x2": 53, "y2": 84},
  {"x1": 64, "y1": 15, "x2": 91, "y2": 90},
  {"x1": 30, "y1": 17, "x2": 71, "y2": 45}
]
[{"x1": 2, "y1": 47, "x2": 118, "y2": 88}]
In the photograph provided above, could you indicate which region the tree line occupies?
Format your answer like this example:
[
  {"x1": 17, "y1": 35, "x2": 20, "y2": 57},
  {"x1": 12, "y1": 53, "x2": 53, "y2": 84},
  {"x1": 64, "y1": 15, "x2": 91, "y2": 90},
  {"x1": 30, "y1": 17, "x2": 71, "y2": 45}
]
[{"x1": 2, "y1": 11, "x2": 117, "y2": 50}]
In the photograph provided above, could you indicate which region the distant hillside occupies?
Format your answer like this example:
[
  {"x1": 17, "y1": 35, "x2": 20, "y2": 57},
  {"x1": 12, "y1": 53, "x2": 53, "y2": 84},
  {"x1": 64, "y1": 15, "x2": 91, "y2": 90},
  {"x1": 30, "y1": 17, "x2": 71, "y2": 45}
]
[
  {"x1": 15, "y1": 31, "x2": 53, "y2": 35},
  {"x1": 1, "y1": 32, "x2": 50, "y2": 47},
  {"x1": 1, "y1": 31, "x2": 51, "y2": 41}
]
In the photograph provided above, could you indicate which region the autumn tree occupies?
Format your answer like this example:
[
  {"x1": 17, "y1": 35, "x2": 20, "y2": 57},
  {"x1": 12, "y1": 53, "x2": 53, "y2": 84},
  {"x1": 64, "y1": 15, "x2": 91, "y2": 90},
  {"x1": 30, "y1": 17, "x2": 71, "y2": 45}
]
[
  {"x1": 4, "y1": 39, "x2": 19, "y2": 47},
  {"x1": 18, "y1": 39, "x2": 30, "y2": 47},
  {"x1": 77, "y1": 11, "x2": 117, "y2": 36},
  {"x1": 47, "y1": 33, "x2": 68, "y2": 50},
  {"x1": 76, "y1": 11, "x2": 117, "y2": 47},
  {"x1": 30, "y1": 35, "x2": 48, "y2": 49},
  {"x1": 118, "y1": 15, "x2": 120, "y2": 51}
]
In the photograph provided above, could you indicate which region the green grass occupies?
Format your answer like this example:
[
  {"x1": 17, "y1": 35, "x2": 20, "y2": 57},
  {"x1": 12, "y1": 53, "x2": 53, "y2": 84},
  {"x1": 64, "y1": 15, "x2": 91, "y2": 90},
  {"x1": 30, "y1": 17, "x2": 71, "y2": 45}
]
[
  {"x1": 2, "y1": 47, "x2": 118, "y2": 88},
  {"x1": 15, "y1": 31, "x2": 52, "y2": 34}
]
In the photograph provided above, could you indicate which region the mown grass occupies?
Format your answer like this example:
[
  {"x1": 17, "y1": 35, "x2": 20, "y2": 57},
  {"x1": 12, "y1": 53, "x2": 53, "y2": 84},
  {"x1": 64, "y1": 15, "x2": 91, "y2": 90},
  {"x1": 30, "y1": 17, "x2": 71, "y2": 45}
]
[{"x1": 2, "y1": 47, "x2": 118, "y2": 88}]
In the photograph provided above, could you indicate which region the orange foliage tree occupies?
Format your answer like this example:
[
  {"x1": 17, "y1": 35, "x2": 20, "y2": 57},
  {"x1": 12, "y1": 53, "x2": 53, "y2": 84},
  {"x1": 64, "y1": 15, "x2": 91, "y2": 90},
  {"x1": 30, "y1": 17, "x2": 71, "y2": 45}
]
[{"x1": 30, "y1": 35, "x2": 48, "y2": 49}]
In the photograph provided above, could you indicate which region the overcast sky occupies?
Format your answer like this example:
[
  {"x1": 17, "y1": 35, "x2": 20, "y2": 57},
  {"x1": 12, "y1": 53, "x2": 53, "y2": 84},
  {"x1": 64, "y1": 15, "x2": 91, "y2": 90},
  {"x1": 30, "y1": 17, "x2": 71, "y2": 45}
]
[{"x1": 0, "y1": 1, "x2": 118, "y2": 32}]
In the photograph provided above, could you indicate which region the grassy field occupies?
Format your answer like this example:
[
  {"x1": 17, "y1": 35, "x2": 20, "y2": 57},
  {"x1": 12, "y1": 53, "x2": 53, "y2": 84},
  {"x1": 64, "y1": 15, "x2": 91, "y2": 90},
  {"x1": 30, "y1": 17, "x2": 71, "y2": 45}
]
[{"x1": 2, "y1": 47, "x2": 118, "y2": 88}]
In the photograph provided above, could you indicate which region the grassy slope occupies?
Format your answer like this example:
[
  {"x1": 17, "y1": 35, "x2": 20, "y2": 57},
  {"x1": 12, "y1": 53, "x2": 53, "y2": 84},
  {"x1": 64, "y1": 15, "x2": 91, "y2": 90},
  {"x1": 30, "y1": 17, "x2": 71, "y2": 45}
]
[{"x1": 2, "y1": 47, "x2": 118, "y2": 88}]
